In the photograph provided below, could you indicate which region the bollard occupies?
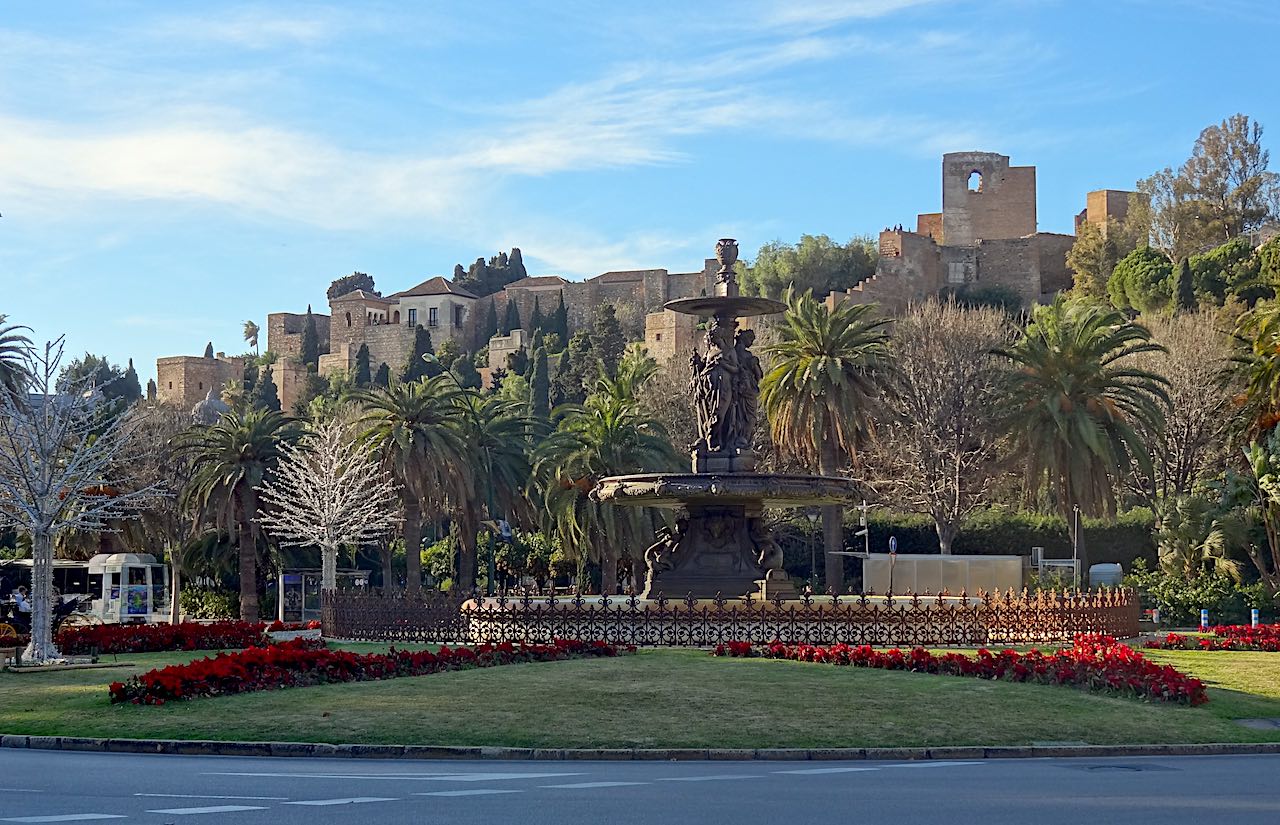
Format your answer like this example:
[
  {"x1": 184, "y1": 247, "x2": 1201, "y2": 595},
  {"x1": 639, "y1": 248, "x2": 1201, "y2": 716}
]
[
  {"x1": 1252, "y1": 608, "x2": 1260, "y2": 628},
  {"x1": 1200, "y1": 609, "x2": 1210, "y2": 632}
]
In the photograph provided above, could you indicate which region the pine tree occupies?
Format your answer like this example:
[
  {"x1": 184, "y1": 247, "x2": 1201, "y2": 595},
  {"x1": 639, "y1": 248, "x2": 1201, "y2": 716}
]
[
  {"x1": 203, "y1": 342, "x2": 215, "y2": 359},
  {"x1": 373, "y1": 362, "x2": 391, "y2": 388},
  {"x1": 354, "y1": 343, "x2": 372, "y2": 387},
  {"x1": 1174, "y1": 257, "x2": 1196, "y2": 312},
  {"x1": 119, "y1": 358, "x2": 142, "y2": 402},
  {"x1": 502, "y1": 299, "x2": 521, "y2": 335},
  {"x1": 551, "y1": 331, "x2": 595, "y2": 406},
  {"x1": 529, "y1": 296, "x2": 544, "y2": 335},
  {"x1": 483, "y1": 299, "x2": 499, "y2": 343},
  {"x1": 252, "y1": 365, "x2": 281, "y2": 412},
  {"x1": 402, "y1": 325, "x2": 439, "y2": 383},
  {"x1": 553, "y1": 291, "x2": 569, "y2": 343},
  {"x1": 529, "y1": 347, "x2": 550, "y2": 419},
  {"x1": 300, "y1": 305, "x2": 320, "y2": 369},
  {"x1": 590, "y1": 304, "x2": 626, "y2": 379}
]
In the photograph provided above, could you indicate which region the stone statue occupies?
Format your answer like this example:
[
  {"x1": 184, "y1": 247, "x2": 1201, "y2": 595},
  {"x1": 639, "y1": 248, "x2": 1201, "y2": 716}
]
[
  {"x1": 191, "y1": 389, "x2": 229, "y2": 426},
  {"x1": 691, "y1": 318, "x2": 741, "y2": 453},
  {"x1": 714, "y1": 238, "x2": 739, "y2": 285},
  {"x1": 748, "y1": 517, "x2": 783, "y2": 574},
  {"x1": 643, "y1": 516, "x2": 686, "y2": 593},
  {"x1": 733, "y1": 328, "x2": 761, "y2": 450}
]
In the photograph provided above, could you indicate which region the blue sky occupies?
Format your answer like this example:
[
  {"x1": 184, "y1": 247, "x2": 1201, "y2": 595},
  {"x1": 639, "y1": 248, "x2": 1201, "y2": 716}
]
[{"x1": 1, "y1": 0, "x2": 1276, "y2": 384}]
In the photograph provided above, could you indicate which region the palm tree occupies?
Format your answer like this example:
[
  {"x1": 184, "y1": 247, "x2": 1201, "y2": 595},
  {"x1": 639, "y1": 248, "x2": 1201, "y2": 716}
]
[
  {"x1": 1230, "y1": 302, "x2": 1280, "y2": 434},
  {"x1": 243, "y1": 320, "x2": 261, "y2": 356},
  {"x1": 999, "y1": 295, "x2": 1169, "y2": 581},
  {"x1": 453, "y1": 392, "x2": 537, "y2": 592},
  {"x1": 535, "y1": 388, "x2": 678, "y2": 594},
  {"x1": 0, "y1": 315, "x2": 31, "y2": 397},
  {"x1": 175, "y1": 408, "x2": 300, "y2": 620},
  {"x1": 355, "y1": 376, "x2": 470, "y2": 592},
  {"x1": 760, "y1": 290, "x2": 892, "y2": 593}
]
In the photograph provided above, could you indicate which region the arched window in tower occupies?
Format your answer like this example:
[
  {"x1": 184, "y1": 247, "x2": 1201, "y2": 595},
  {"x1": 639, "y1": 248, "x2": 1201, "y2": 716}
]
[
  {"x1": 967, "y1": 170, "x2": 983, "y2": 192},
  {"x1": 345, "y1": 311, "x2": 352, "y2": 327}
]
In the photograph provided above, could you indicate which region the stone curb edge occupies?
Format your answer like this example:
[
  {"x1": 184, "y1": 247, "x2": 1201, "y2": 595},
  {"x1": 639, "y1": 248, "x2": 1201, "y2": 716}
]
[{"x1": 3, "y1": 735, "x2": 1279, "y2": 761}]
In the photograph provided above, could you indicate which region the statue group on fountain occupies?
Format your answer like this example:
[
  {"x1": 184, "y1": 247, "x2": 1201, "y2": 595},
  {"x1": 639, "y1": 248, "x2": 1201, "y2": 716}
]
[{"x1": 691, "y1": 319, "x2": 762, "y2": 455}]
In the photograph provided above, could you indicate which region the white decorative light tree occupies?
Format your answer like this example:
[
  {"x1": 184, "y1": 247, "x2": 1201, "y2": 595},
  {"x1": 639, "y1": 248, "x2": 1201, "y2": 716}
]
[
  {"x1": 257, "y1": 415, "x2": 400, "y2": 590},
  {"x1": 0, "y1": 338, "x2": 163, "y2": 663}
]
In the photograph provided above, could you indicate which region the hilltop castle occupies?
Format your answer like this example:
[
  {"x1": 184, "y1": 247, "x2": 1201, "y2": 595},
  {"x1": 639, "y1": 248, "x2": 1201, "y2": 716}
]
[{"x1": 155, "y1": 150, "x2": 1136, "y2": 412}]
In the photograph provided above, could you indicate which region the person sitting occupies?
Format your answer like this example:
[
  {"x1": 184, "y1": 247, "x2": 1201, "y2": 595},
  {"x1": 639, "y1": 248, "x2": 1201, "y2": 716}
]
[{"x1": 14, "y1": 586, "x2": 31, "y2": 615}]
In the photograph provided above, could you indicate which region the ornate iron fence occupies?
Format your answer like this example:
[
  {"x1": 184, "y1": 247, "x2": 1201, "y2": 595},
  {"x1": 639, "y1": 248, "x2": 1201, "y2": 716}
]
[{"x1": 322, "y1": 588, "x2": 1140, "y2": 647}]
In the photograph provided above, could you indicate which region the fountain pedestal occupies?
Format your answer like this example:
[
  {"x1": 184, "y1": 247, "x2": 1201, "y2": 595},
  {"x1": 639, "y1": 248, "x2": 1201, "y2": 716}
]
[{"x1": 592, "y1": 239, "x2": 857, "y2": 600}]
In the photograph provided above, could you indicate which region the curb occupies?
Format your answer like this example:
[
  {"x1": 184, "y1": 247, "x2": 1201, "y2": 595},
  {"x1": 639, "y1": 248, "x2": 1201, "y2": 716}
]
[{"x1": 3, "y1": 735, "x2": 1280, "y2": 761}]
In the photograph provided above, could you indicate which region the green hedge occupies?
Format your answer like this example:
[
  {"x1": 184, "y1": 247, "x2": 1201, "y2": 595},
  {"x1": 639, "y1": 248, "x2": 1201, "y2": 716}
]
[{"x1": 774, "y1": 508, "x2": 1157, "y2": 586}]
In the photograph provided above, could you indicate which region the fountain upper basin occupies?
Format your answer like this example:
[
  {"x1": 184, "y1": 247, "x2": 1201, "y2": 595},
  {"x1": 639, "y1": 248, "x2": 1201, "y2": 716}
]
[{"x1": 593, "y1": 472, "x2": 856, "y2": 509}]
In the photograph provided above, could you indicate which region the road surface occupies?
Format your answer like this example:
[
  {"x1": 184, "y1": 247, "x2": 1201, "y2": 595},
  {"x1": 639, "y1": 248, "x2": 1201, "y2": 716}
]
[{"x1": 0, "y1": 750, "x2": 1276, "y2": 823}]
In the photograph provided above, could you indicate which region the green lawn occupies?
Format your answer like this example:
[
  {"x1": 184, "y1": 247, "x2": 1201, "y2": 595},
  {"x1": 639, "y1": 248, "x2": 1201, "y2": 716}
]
[{"x1": 2, "y1": 646, "x2": 1280, "y2": 749}]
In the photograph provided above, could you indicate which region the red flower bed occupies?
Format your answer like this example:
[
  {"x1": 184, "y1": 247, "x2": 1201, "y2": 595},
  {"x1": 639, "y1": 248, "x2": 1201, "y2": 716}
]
[
  {"x1": 58, "y1": 620, "x2": 319, "y2": 655},
  {"x1": 109, "y1": 638, "x2": 630, "y2": 704},
  {"x1": 712, "y1": 634, "x2": 1207, "y2": 706},
  {"x1": 1144, "y1": 624, "x2": 1280, "y2": 652}
]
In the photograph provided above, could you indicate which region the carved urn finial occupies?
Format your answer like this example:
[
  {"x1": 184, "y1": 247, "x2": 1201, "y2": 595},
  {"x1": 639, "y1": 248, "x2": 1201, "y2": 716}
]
[{"x1": 714, "y1": 239, "x2": 739, "y2": 283}]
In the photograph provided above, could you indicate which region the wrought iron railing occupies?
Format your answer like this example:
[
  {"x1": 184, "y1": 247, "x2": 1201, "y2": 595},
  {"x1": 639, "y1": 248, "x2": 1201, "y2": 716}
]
[{"x1": 322, "y1": 588, "x2": 1140, "y2": 647}]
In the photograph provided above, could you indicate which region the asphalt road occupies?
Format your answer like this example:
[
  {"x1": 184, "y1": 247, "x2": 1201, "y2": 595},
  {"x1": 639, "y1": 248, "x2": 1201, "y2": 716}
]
[{"x1": 0, "y1": 750, "x2": 1276, "y2": 824}]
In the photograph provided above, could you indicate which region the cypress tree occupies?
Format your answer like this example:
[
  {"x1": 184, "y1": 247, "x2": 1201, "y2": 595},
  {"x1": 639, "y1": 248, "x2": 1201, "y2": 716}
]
[
  {"x1": 373, "y1": 362, "x2": 391, "y2": 388},
  {"x1": 483, "y1": 299, "x2": 499, "y2": 342},
  {"x1": 145, "y1": 378, "x2": 157, "y2": 402},
  {"x1": 553, "y1": 291, "x2": 569, "y2": 343},
  {"x1": 300, "y1": 305, "x2": 319, "y2": 369},
  {"x1": 502, "y1": 299, "x2": 521, "y2": 335},
  {"x1": 119, "y1": 358, "x2": 142, "y2": 402},
  {"x1": 590, "y1": 304, "x2": 626, "y2": 379},
  {"x1": 402, "y1": 325, "x2": 438, "y2": 383},
  {"x1": 252, "y1": 365, "x2": 281, "y2": 412},
  {"x1": 203, "y1": 342, "x2": 215, "y2": 359},
  {"x1": 1174, "y1": 257, "x2": 1196, "y2": 312},
  {"x1": 529, "y1": 296, "x2": 544, "y2": 336},
  {"x1": 354, "y1": 343, "x2": 372, "y2": 387},
  {"x1": 529, "y1": 347, "x2": 550, "y2": 419}
]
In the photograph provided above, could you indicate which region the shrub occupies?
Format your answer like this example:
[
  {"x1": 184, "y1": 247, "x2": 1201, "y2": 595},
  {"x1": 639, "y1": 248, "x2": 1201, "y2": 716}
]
[
  {"x1": 1124, "y1": 559, "x2": 1275, "y2": 626},
  {"x1": 109, "y1": 638, "x2": 631, "y2": 704},
  {"x1": 57, "y1": 620, "x2": 275, "y2": 655},
  {"x1": 712, "y1": 635, "x2": 1206, "y2": 705},
  {"x1": 179, "y1": 589, "x2": 239, "y2": 620}
]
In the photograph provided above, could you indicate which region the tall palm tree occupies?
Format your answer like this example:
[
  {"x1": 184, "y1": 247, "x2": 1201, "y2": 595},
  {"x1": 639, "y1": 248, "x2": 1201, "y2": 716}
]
[
  {"x1": 999, "y1": 295, "x2": 1169, "y2": 580},
  {"x1": 355, "y1": 376, "x2": 470, "y2": 592},
  {"x1": 175, "y1": 408, "x2": 300, "y2": 620},
  {"x1": 535, "y1": 389, "x2": 678, "y2": 594},
  {"x1": 453, "y1": 392, "x2": 538, "y2": 592},
  {"x1": 0, "y1": 315, "x2": 31, "y2": 397},
  {"x1": 760, "y1": 290, "x2": 892, "y2": 593},
  {"x1": 1230, "y1": 302, "x2": 1280, "y2": 434},
  {"x1": 243, "y1": 320, "x2": 261, "y2": 356}
]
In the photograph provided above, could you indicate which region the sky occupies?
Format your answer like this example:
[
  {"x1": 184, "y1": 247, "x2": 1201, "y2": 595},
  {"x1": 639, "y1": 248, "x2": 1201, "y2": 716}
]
[{"x1": 1, "y1": 0, "x2": 1277, "y2": 384}]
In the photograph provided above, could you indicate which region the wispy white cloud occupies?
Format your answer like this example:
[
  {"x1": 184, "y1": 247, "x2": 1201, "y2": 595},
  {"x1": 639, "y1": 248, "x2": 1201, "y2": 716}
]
[
  {"x1": 142, "y1": 7, "x2": 349, "y2": 50},
  {"x1": 758, "y1": 0, "x2": 945, "y2": 29}
]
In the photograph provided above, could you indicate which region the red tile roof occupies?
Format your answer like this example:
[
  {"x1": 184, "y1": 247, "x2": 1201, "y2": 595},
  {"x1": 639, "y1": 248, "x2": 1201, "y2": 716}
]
[{"x1": 391, "y1": 276, "x2": 478, "y2": 300}]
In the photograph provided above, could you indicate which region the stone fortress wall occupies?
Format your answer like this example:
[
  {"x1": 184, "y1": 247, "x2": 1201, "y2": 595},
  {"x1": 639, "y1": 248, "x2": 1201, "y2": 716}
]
[
  {"x1": 156, "y1": 353, "x2": 246, "y2": 410},
  {"x1": 160, "y1": 149, "x2": 1136, "y2": 410}
]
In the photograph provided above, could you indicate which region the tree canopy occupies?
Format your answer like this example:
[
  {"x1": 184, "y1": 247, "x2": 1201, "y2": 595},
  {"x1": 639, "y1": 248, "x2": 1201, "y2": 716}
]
[{"x1": 741, "y1": 234, "x2": 877, "y2": 299}]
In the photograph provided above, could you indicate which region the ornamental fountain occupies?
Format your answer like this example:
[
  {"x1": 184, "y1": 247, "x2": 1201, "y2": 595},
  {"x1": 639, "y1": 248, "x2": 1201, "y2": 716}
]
[{"x1": 592, "y1": 239, "x2": 857, "y2": 599}]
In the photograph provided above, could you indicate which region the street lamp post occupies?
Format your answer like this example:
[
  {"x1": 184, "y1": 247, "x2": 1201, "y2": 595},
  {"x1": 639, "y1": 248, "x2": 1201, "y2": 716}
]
[{"x1": 805, "y1": 510, "x2": 820, "y2": 591}]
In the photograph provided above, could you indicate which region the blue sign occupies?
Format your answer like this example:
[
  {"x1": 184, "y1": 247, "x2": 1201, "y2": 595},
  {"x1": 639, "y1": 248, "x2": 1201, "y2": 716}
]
[{"x1": 888, "y1": 536, "x2": 898, "y2": 554}]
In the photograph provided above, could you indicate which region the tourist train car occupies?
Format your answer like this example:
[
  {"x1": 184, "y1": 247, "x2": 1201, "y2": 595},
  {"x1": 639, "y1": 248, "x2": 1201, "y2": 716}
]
[{"x1": 1, "y1": 553, "x2": 170, "y2": 625}]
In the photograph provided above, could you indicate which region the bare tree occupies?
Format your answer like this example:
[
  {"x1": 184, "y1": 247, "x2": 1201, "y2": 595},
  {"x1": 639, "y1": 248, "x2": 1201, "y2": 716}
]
[
  {"x1": 1130, "y1": 311, "x2": 1237, "y2": 507},
  {"x1": 256, "y1": 413, "x2": 400, "y2": 589},
  {"x1": 865, "y1": 300, "x2": 1012, "y2": 554},
  {"x1": 0, "y1": 338, "x2": 162, "y2": 662}
]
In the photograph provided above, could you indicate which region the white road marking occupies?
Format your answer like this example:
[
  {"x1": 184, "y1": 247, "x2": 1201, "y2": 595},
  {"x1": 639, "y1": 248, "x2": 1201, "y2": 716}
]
[
  {"x1": 282, "y1": 797, "x2": 399, "y2": 806},
  {"x1": 656, "y1": 774, "x2": 760, "y2": 782},
  {"x1": 414, "y1": 789, "x2": 523, "y2": 797},
  {"x1": 776, "y1": 767, "x2": 882, "y2": 774},
  {"x1": 1, "y1": 817, "x2": 126, "y2": 823},
  {"x1": 0, "y1": 790, "x2": 42, "y2": 794},
  {"x1": 412, "y1": 772, "x2": 582, "y2": 782},
  {"x1": 136, "y1": 793, "x2": 288, "y2": 801},
  {"x1": 880, "y1": 761, "x2": 985, "y2": 769},
  {"x1": 543, "y1": 781, "x2": 651, "y2": 788},
  {"x1": 145, "y1": 805, "x2": 268, "y2": 815},
  {"x1": 208, "y1": 771, "x2": 459, "y2": 779}
]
